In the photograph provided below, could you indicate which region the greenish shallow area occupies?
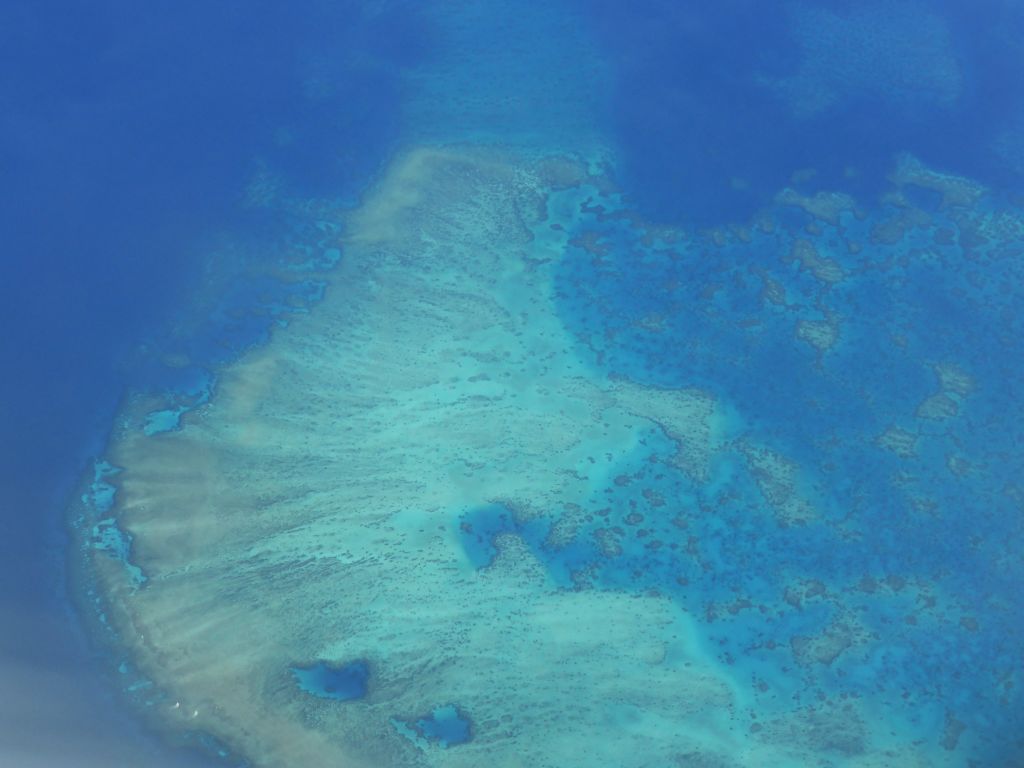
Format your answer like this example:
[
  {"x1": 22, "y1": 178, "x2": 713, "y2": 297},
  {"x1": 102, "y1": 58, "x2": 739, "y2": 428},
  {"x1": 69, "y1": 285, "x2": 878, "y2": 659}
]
[{"x1": 72, "y1": 147, "x2": 1024, "y2": 767}]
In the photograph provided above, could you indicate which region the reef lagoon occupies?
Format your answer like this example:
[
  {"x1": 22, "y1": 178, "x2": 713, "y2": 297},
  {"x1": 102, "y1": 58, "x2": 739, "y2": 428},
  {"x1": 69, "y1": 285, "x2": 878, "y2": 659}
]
[{"x1": 4, "y1": 2, "x2": 1024, "y2": 767}]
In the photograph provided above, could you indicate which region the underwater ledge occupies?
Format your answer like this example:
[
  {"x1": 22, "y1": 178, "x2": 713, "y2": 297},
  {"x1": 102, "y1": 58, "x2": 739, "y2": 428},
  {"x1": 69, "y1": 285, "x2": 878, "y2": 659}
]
[{"x1": 70, "y1": 145, "x2": 1024, "y2": 767}]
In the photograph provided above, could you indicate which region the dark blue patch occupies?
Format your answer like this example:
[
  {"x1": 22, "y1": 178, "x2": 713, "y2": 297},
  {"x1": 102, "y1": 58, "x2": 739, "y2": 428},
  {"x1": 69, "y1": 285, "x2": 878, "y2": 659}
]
[
  {"x1": 458, "y1": 504, "x2": 519, "y2": 569},
  {"x1": 395, "y1": 705, "x2": 473, "y2": 749},
  {"x1": 290, "y1": 660, "x2": 369, "y2": 702},
  {"x1": 578, "y1": 0, "x2": 1024, "y2": 227}
]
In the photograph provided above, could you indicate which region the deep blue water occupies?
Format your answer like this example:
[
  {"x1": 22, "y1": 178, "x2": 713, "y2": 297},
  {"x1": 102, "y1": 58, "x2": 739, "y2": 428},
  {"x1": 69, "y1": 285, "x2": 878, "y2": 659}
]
[
  {"x1": 290, "y1": 660, "x2": 370, "y2": 702},
  {"x1": 3, "y1": 1, "x2": 1024, "y2": 765},
  {"x1": 585, "y1": 0, "x2": 1024, "y2": 224},
  {"x1": 393, "y1": 705, "x2": 473, "y2": 749},
  {"x1": 0, "y1": 2, "x2": 411, "y2": 763}
]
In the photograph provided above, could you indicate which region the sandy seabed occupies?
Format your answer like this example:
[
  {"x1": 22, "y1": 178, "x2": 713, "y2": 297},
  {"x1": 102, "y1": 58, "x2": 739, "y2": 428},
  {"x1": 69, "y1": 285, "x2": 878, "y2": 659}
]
[{"x1": 76, "y1": 147, "x2": 988, "y2": 768}]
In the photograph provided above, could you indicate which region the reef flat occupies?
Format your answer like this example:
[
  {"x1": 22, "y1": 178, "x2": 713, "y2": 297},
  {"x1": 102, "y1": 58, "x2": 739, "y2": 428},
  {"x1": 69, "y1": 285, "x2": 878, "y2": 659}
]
[{"x1": 75, "y1": 147, "x2": 1024, "y2": 767}]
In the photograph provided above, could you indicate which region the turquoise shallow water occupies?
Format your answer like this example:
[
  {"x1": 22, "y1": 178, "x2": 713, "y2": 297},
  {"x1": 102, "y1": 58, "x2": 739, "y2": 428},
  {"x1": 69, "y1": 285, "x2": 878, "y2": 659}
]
[
  {"x1": 4, "y1": 1, "x2": 1024, "y2": 766},
  {"x1": 71, "y1": 147, "x2": 1024, "y2": 766}
]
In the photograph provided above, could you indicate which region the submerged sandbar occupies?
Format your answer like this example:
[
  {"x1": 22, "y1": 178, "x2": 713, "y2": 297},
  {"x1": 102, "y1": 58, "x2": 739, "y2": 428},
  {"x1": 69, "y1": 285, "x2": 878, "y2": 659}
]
[{"x1": 76, "y1": 147, "x2": 1021, "y2": 767}]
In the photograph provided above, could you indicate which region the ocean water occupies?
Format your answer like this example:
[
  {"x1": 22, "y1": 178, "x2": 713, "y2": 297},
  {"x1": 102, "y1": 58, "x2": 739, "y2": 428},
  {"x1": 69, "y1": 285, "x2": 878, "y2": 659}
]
[{"x1": 2, "y1": 2, "x2": 1023, "y2": 766}]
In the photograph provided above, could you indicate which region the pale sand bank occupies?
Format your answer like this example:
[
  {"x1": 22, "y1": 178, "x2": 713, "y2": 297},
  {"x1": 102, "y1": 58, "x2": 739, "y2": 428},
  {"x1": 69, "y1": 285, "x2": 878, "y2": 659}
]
[{"x1": 84, "y1": 148, "x2": 943, "y2": 767}]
